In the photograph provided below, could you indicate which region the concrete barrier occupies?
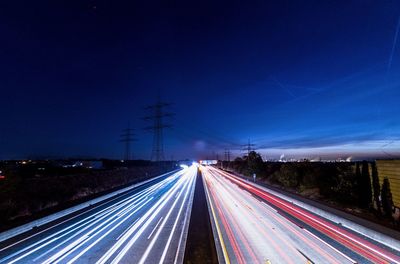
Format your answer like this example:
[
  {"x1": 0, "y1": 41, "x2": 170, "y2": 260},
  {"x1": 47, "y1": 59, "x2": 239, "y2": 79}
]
[
  {"x1": 243, "y1": 177, "x2": 400, "y2": 252},
  {"x1": 0, "y1": 169, "x2": 181, "y2": 243}
]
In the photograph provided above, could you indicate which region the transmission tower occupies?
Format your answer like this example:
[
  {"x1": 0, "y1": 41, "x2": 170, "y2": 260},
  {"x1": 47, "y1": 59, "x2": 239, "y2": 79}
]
[
  {"x1": 242, "y1": 139, "x2": 255, "y2": 156},
  {"x1": 143, "y1": 99, "x2": 173, "y2": 162},
  {"x1": 120, "y1": 127, "x2": 136, "y2": 161},
  {"x1": 224, "y1": 149, "x2": 231, "y2": 169},
  {"x1": 224, "y1": 149, "x2": 231, "y2": 162}
]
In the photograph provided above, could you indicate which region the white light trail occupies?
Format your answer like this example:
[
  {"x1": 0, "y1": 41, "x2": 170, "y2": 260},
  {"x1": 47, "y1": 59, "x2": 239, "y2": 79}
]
[
  {"x1": 2, "y1": 170, "x2": 183, "y2": 264},
  {"x1": 96, "y1": 171, "x2": 190, "y2": 264},
  {"x1": 157, "y1": 169, "x2": 196, "y2": 263},
  {"x1": 111, "y1": 167, "x2": 195, "y2": 264}
]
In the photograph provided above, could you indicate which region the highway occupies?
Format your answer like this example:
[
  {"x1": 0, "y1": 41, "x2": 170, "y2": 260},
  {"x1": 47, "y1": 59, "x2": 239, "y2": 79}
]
[
  {"x1": 0, "y1": 165, "x2": 196, "y2": 264},
  {"x1": 202, "y1": 166, "x2": 400, "y2": 264}
]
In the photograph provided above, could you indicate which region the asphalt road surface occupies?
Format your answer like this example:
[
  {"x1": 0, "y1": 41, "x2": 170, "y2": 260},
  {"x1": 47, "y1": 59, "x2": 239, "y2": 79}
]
[
  {"x1": 202, "y1": 166, "x2": 400, "y2": 264},
  {"x1": 0, "y1": 166, "x2": 196, "y2": 264}
]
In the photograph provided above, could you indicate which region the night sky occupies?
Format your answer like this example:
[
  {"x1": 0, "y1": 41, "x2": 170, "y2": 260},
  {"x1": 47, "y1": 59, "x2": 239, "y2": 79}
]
[{"x1": 1, "y1": 0, "x2": 400, "y2": 160}]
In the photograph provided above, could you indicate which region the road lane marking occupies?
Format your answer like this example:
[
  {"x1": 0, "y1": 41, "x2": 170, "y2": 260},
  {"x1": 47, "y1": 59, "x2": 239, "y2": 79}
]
[
  {"x1": 13, "y1": 192, "x2": 152, "y2": 263},
  {"x1": 52, "y1": 197, "x2": 154, "y2": 264},
  {"x1": 302, "y1": 228, "x2": 357, "y2": 264},
  {"x1": 42, "y1": 235, "x2": 89, "y2": 264},
  {"x1": 173, "y1": 169, "x2": 197, "y2": 264},
  {"x1": 207, "y1": 167, "x2": 340, "y2": 264},
  {"x1": 215, "y1": 168, "x2": 400, "y2": 264},
  {"x1": 66, "y1": 197, "x2": 154, "y2": 264},
  {"x1": 117, "y1": 219, "x2": 139, "y2": 241},
  {"x1": 137, "y1": 170, "x2": 195, "y2": 264},
  {"x1": 147, "y1": 217, "x2": 163, "y2": 240},
  {"x1": 115, "y1": 169, "x2": 195, "y2": 264},
  {"x1": 96, "y1": 170, "x2": 191, "y2": 264},
  {"x1": 159, "y1": 169, "x2": 196, "y2": 264},
  {"x1": 203, "y1": 173, "x2": 231, "y2": 264},
  {"x1": 0, "y1": 170, "x2": 182, "y2": 251},
  {"x1": 0, "y1": 176, "x2": 169, "y2": 263}
]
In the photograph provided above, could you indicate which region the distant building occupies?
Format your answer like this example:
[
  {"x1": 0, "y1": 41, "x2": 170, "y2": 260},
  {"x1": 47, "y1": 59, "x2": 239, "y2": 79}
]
[
  {"x1": 376, "y1": 160, "x2": 400, "y2": 208},
  {"x1": 59, "y1": 160, "x2": 104, "y2": 169},
  {"x1": 200, "y1": 160, "x2": 217, "y2": 165}
]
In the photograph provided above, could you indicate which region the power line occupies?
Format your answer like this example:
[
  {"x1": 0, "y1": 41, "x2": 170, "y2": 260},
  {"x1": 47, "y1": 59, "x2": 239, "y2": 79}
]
[
  {"x1": 171, "y1": 116, "x2": 242, "y2": 149},
  {"x1": 224, "y1": 149, "x2": 231, "y2": 169},
  {"x1": 143, "y1": 99, "x2": 174, "y2": 162},
  {"x1": 242, "y1": 139, "x2": 256, "y2": 156},
  {"x1": 225, "y1": 149, "x2": 231, "y2": 162},
  {"x1": 120, "y1": 127, "x2": 136, "y2": 161}
]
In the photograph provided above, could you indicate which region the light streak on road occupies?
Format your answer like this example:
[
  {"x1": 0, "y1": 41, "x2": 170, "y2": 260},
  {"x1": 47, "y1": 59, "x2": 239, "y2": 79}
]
[
  {"x1": 202, "y1": 166, "x2": 400, "y2": 264},
  {"x1": 0, "y1": 166, "x2": 197, "y2": 264}
]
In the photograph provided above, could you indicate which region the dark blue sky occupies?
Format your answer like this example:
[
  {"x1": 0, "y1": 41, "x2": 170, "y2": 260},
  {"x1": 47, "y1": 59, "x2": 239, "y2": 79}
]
[{"x1": 1, "y1": 0, "x2": 399, "y2": 160}]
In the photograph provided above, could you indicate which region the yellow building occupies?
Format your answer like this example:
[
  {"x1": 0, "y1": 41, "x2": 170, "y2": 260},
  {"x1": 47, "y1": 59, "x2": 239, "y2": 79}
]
[{"x1": 376, "y1": 160, "x2": 400, "y2": 208}]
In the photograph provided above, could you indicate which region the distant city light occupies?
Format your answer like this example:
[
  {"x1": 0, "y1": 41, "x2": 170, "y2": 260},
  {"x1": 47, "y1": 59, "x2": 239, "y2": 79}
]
[{"x1": 199, "y1": 160, "x2": 217, "y2": 165}]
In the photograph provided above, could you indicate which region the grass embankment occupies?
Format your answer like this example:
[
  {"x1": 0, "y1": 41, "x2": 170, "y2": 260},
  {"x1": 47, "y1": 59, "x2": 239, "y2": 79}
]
[{"x1": 0, "y1": 164, "x2": 173, "y2": 230}]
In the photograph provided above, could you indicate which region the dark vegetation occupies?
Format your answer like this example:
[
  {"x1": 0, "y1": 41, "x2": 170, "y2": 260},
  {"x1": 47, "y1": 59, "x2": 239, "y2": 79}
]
[
  {"x1": 0, "y1": 160, "x2": 176, "y2": 228},
  {"x1": 221, "y1": 151, "x2": 398, "y2": 227}
]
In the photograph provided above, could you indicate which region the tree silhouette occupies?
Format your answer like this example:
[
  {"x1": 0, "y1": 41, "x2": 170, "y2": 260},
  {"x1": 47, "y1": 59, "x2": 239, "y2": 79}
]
[
  {"x1": 246, "y1": 151, "x2": 264, "y2": 175},
  {"x1": 355, "y1": 161, "x2": 372, "y2": 208},
  {"x1": 355, "y1": 163, "x2": 362, "y2": 205},
  {"x1": 381, "y1": 178, "x2": 394, "y2": 218},
  {"x1": 371, "y1": 162, "x2": 381, "y2": 214},
  {"x1": 360, "y1": 161, "x2": 372, "y2": 208}
]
